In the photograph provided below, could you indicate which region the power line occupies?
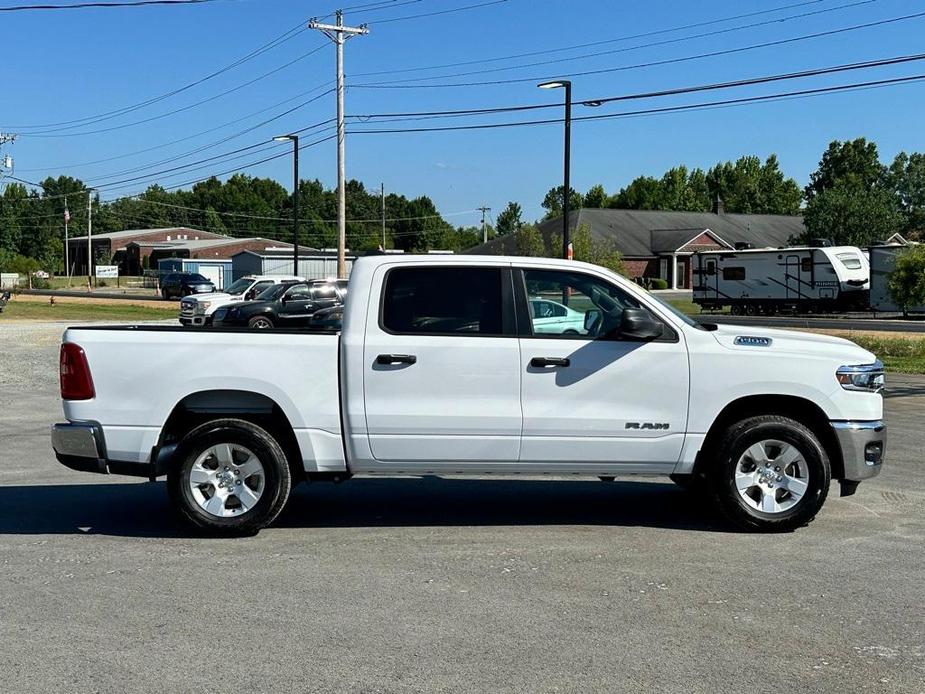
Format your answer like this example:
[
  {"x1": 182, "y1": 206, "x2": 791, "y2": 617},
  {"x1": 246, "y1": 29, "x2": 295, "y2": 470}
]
[
  {"x1": 346, "y1": 72, "x2": 925, "y2": 134},
  {"x1": 16, "y1": 82, "x2": 335, "y2": 172},
  {"x1": 4, "y1": 17, "x2": 308, "y2": 130},
  {"x1": 21, "y1": 43, "x2": 328, "y2": 137},
  {"x1": 364, "y1": 0, "x2": 508, "y2": 24},
  {"x1": 355, "y1": 9, "x2": 925, "y2": 88},
  {"x1": 358, "y1": 0, "x2": 878, "y2": 84},
  {"x1": 351, "y1": 0, "x2": 829, "y2": 78},
  {"x1": 0, "y1": 0, "x2": 226, "y2": 11},
  {"x1": 347, "y1": 52, "x2": 925, "y2": 122}
]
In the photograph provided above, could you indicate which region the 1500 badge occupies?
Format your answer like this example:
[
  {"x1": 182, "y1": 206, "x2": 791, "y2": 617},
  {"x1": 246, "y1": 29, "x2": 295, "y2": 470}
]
[{"x1": 625, "y1": 422, "x2": 670, "y2": 430}]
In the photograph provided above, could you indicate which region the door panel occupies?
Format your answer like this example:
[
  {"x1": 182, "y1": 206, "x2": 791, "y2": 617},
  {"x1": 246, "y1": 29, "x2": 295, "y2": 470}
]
[
  {"x1": 519, "y1": 338, "x2": 688, "y2": 466},
  {"x1": 363, "y1": 265, "x2": 522, "y2": 464},
  {"x1": 517, "y1": 267, "x2": 689, "y2": 469}
]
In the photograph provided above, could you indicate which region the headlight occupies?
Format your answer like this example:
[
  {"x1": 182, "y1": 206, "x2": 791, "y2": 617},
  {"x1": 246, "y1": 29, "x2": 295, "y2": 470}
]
[
  {"x1": 195, "y1": 301, "x2": 211, "y2": 313},
  {"x1": 836, "y1": 361, "x2": 885, "y2": 392}
]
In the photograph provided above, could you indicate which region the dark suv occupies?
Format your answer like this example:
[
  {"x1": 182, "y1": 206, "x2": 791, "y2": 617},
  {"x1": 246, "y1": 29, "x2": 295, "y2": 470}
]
[
  {"x1": 212, "y1": 281, "x2": 342, "y2": 329},
  {"x1": 160, "y1": 272, "x2": 216, "y2": 300}
]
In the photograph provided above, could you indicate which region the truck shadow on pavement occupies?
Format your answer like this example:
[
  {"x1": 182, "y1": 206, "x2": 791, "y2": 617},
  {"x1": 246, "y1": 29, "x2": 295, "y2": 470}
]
[{"x1": 0, "y1": 477, "x2": 728, "y2": 538}]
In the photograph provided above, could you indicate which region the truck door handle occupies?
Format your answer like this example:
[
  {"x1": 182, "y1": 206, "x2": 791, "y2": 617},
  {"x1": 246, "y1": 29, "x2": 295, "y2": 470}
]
[
  {"x1": 531, "y1": 357, "x2": 570, "y2": 368},
  {"x1": 376, "y1": 353, "x2": 417, "y2": 365}
]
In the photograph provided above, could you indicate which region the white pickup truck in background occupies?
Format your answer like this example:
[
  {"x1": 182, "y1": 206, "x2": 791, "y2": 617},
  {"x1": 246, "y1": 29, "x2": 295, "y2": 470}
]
[
  {"x1": 178, "y1": 275, "x2": 302, "y2": 326},
  {"x1": 53, "y1": 255, "x2": 886, "y2": 535}
]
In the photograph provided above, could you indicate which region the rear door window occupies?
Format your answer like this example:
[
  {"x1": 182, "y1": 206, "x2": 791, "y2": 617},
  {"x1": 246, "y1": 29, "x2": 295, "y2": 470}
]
[{"x1": 382, "y1": 267, "x2": 506, "y2": 335}]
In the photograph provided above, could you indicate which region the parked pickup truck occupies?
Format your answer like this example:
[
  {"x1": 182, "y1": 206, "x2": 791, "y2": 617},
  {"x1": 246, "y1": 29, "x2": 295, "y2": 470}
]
[
  {"x1": 52, "y1": 255, "x2": 886, "y2": 535},
  {"x1": 179, "y1": 275, "x2": 302, "y2": 326}
]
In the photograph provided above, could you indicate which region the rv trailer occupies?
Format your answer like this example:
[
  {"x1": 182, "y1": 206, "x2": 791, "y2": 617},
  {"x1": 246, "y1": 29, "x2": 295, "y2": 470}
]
[
  {"x1": 869, "y1": 244, "x2": 925, "y2": 314},
  {"x1": 693, "y1": 246, "x2": 869, "y2": 315}
]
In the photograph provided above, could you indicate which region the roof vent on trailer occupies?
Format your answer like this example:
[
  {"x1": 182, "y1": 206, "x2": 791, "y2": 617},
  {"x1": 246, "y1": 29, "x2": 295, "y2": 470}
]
[{"x1": 734, "y1": 242, "x2": 753, "y2": 250}]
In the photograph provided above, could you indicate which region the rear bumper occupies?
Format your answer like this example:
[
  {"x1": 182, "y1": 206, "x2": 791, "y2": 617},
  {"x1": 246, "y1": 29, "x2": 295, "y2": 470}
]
[
  {"x1": 51, "y1": 422, "x2": 156, "y2": 478},
  {"x1": 831, "y1": 420, "x2": 886, "y2": 481}
]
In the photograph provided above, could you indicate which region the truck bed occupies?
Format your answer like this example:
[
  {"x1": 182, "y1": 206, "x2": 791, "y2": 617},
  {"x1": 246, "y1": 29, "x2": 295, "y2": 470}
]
[{"x1": 61, "y1": 325, "x2": 345, "y2": 473}]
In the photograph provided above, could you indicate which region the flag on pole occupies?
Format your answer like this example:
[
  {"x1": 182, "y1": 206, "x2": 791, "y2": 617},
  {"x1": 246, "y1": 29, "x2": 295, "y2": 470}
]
[{"x1": 64, "y1": 207, "x2": 70, "y2": 223}]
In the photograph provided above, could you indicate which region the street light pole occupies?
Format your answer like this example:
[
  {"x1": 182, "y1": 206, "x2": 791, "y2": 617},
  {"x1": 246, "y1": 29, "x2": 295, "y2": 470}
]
[
  {"x1": 538, "y1": 80, "x2": 572, "y2": 260},
  {"x1": 273, "y1": 135, "x2": 300, "y2": 275}
]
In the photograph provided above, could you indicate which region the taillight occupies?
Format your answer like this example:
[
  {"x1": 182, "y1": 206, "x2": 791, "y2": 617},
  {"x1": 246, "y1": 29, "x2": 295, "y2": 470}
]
[{"x1": 60, "y1": 343, "x2": 95, "y2": 400}]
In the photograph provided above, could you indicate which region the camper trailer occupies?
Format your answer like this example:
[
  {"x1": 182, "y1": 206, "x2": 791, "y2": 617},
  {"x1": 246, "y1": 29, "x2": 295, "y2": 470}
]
[
  {"x1": 693, "y1": 246, "x2": 869, "y2": 315},
  {"x1": 869, "y1": 243, "x2": 925, "y2": 313}
]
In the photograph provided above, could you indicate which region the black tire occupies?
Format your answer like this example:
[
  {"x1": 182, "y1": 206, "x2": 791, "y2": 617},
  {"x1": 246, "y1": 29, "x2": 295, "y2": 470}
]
[
  {"x1": 248, "y1": 315, "x2": 274, "y2": 329},
  {"x1": 167, "y1": 418, "x2": 292, "y2": 535},
  {"x1": 161, "y1": 289, "x2": 170, "y2": 300},
  {"x1": 707, "y1": 415, "x2": 830, "y2": 532}
]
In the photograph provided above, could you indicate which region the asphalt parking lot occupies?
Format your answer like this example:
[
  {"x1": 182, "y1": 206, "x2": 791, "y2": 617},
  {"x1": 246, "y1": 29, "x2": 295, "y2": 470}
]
[{"x1": 1, "y1": 322, "x2": 923, "y2": 693}]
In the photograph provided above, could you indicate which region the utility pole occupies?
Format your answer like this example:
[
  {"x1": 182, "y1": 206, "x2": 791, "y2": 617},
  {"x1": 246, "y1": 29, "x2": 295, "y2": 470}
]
[
  {"x1": 87, "y1": 190, "x2": 94, "y2": 289},
  {"x1": 478, "y1": 205, "x2": 491, "y2": 244},
  {"x1": 380, "y1": 182, "x2": 386, "y2": 250},
  {"x1": 64, "y1": 197, "x2": 70, "y2": 286},
  {"x1": 309, "y1": 10, "x2": 368, "y2": 279}
]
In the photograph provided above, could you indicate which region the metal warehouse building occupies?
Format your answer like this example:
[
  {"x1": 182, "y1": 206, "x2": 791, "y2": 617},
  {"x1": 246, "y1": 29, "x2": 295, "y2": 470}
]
[{"x1": 232, "y1": 248, "x2": 357, "y2": 281}]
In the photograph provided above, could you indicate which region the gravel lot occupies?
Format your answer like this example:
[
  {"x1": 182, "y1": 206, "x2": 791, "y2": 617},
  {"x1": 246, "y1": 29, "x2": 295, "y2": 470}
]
[{"x1": 1, "y1": 321, "x2": 923, "y2": 693}]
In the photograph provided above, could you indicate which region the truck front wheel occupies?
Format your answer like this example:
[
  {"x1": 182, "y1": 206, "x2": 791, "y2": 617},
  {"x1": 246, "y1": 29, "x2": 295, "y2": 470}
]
[
  {"x1": 708, "y1": 415, "x2": 830, "y2": 532},
  {"x1": 167, "y1": 418, "x2": 292, "y2": 535}
]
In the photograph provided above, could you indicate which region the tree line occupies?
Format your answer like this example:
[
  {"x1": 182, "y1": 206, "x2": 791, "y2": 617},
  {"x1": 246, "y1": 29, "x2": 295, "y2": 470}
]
[
  {"x1": 493, "y1": 139, "x2": 925, "y2": 248},
  {"x1": 2, "y1": 137, "x2": 923, "y2": 275},
  {"x1": 0, "y1": 174, "x2": 476, "y2": 274}
]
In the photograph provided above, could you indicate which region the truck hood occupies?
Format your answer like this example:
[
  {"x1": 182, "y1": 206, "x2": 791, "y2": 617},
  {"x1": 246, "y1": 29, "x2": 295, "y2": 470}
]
[
  {"x1": 709, "y1": 323, "x2": 877, "y2": 364},
  {"x1": 183, "y1": 291, "x2": 239, "y2": 303}
]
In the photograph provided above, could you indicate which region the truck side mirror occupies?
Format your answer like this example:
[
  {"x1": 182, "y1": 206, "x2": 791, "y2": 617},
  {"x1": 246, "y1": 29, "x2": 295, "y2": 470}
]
[
  {"x1": 618, "y1": 307, "x2": 663, "y2": 340},
  {"x1": 244, "y1": 290, "x2": 255, "y2": 300}
]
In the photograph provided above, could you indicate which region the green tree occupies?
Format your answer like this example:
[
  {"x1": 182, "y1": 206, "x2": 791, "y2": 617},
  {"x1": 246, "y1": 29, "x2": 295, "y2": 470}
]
[
  {"x1": 886, "y1": 152, "x2": 925, "y2": 237},
  {"x1": 582, "y1": 184, "x2": 608, "y2": 208},
  {"x1": 610, "y1": 176, "x2": 662, "y2": 209},
  {"x1": 804, "y1": 138, "x2": 885, "y2": 202},
  {"x1": 496, "y1": 201, "x2": 523, "y2": 235},
  {"x1": 541, "y1": 185, "x2": 582, "y2": 220},
  {"x1": 706, "y1": 155, "x2": 801, "y2": 214},
  {"x1": 803, "y1": 182, "x2": 902, "y2": 246},
  {"x1": 887, "y1": 244, "x2": 925, "y2": 314},
  {"x1": 559, "y1": 224, "x2": 626, "y2": 275},
  {"x1": 513, "y1": 224, "x2": 544, "y2": 257}
]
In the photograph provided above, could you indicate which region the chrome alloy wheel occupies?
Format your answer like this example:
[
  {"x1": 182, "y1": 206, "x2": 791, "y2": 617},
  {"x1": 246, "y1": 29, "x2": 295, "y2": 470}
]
[
  {"x1": 734, "y1": 439, "x2": 809, "y2": 514},
  {"x1": 251, "y1": 317, "x2": 273, "y2": 329},
  {"x1": 189, "y1": 444, "x2": 266, "y2": 518}
]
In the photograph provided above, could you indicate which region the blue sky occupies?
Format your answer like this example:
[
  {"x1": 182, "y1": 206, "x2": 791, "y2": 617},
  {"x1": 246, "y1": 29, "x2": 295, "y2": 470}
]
[{"x1": 4, "y1": 0, "x2": 925, "y2": 226}]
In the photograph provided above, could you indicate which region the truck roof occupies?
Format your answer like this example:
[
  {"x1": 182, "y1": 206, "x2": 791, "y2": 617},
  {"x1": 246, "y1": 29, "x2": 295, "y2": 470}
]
[{"x1": 352, "y1": 254, "x2": 608, "y2": 273}]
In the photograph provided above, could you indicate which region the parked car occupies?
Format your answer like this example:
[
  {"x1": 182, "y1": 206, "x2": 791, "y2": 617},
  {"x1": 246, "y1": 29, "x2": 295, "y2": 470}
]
[
  {"x1": 212, "y1": 280, "x2": 342, "y2": 329},
  {"x1": 529, "y1": 296, "x2": 588, "y2": 335},
  {"x1": 0, "y1": 290, "x2": 11, "y2": 313},
  {"x1": 52, "y1": 255, "x2": 885, "y2": 535},
  {"x1": 160, "y1": 272, "x2": 216, "y2": 300},
  {"x1": 179, "y1": 275, "x2": 303, "y2": 326}
]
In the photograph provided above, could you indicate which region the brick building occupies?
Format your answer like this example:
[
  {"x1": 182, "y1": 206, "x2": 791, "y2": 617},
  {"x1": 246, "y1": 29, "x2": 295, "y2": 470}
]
[
  {"x1": 66, "y1": 227, "x2": 292, "y2": 275},
  {"x1": 466, "y1": 206, "x2": 806, "y2": 289},
  {"x1": 66, "y1": 227, "x2": 225, "y2": 275}
]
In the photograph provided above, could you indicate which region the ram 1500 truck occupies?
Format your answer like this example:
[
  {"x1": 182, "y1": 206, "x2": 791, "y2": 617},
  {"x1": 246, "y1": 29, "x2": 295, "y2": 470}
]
[{"x1": 52, "y1": 255, "x2": 886, "y2": 534}]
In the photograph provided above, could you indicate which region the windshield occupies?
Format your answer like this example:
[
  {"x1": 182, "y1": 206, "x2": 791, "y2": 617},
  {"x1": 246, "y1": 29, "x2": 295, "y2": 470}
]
[
  {"x1": 224, "y1": 278, "x2": 253, "y2": 294},
  {"x1": 257, "y1": 283, "x2": 289, "y2": 301},
  {"x1": 646, "y1": 292, "x2": 707, "y2": 331}
]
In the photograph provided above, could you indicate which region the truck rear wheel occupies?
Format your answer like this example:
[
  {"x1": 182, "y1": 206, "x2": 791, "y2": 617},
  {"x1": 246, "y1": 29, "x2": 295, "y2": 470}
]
[
  {"x1": 708, "y1": 415, "x2": 830, "y2": 532},
  {"x1": 167, "y1": 418, "x2": 292, "y2": 535}
]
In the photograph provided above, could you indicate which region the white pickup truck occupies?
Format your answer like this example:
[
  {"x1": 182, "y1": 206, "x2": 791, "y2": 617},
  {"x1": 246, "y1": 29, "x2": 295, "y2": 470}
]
[
  {"x1": 179, "y1": 275, "x2": 302, "y2": 326},
  {"x1": 53, "y1": 255, "x2": 885, "y2": 535}
]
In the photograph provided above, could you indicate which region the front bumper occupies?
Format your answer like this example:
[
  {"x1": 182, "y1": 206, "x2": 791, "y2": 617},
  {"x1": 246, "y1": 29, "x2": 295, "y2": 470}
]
[
  {"x1": 51, "y1": 423, "x2": 157, "y2": 478},
  {"x1": 831, "y1": 420, "x2": 886, "y2": 482}
]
